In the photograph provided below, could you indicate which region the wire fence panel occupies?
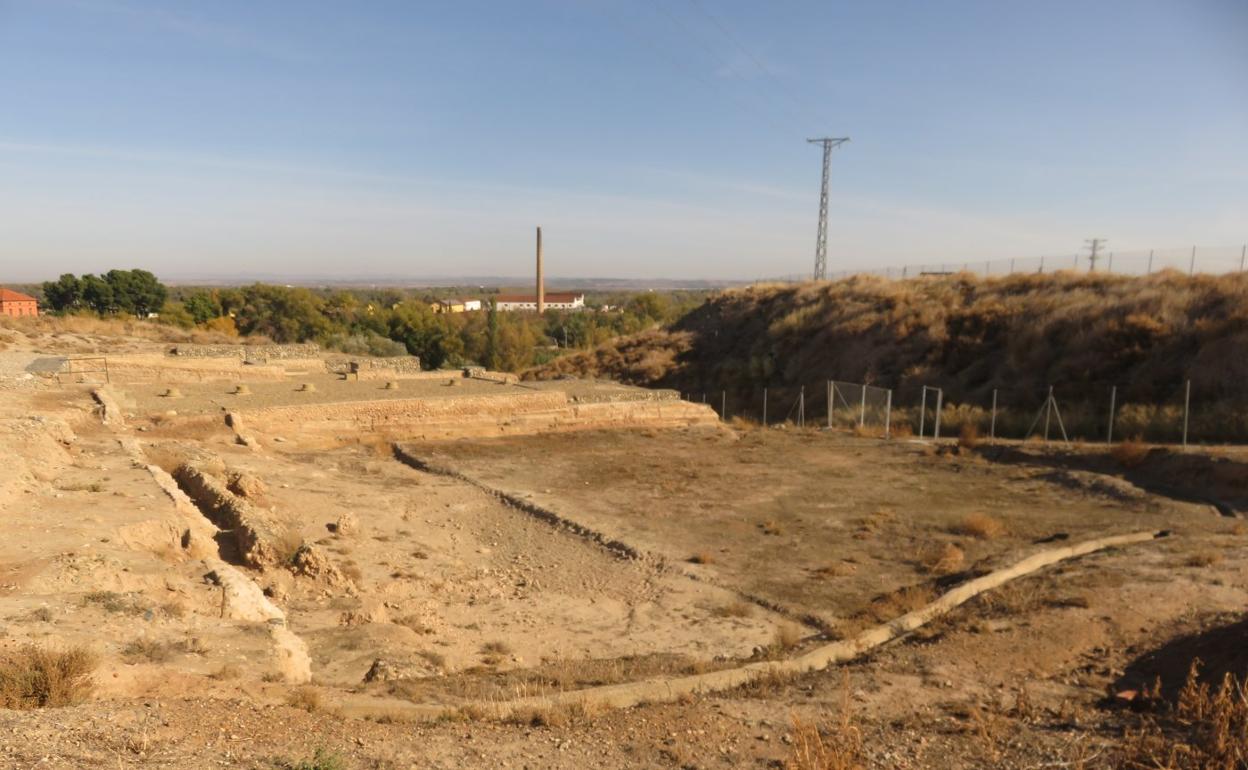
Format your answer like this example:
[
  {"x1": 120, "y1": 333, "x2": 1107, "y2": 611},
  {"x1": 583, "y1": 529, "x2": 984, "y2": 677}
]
[
  {"x1": 827, "y1": 381, "x2": 892, "y2": 436},
  {"x1": 766, "y1": 244, "x2": 1248, "y2": 284}
]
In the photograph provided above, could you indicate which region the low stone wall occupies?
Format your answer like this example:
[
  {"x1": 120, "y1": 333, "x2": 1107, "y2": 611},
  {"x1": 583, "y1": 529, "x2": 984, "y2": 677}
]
[
  {"x1": 168, "y1": 343, "x2": 322, "y2": 360},
  {"x1": 172, "y1": 463, "x2": 283, "y2": 569}
]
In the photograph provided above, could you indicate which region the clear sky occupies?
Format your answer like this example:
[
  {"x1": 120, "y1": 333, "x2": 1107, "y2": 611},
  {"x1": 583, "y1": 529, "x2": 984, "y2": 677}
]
[{"x1": 1, "y1": 0, "x2": 1245, "y2": 282}]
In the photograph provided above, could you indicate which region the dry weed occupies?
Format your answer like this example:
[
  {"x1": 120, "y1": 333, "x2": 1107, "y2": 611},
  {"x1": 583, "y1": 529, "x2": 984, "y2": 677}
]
[
  {"x1": 712, "y1": 600, "x2": 754, "y2": 619},
  {"x1": 918, "y1": 542, "x2": 965, "y2": 574},
  {"x1": 957, "y1": 424, "x2": 981, "y2": 450},
  {"x1": 1111, "y1": 438, "x2": 1152, "y2": 468},
  {"x1": 951, "y1": 512, "x2": 1006, "y2": 539},
  {"x1": 1112, "y1": 661, "x2": 1248, "y2": 769},
  {"x1": 0, "y1": 645, "x2": 97, "y2": 709},
  {"x1": 287, "y1": 685, "x2": 324, "y2": 712},
  {"x1": 1183, "y1": 550, "x2": 1224, "y2": 568},
  {"x1": 785, "y1": 675, "x2": 863, "y2": 770},
  {"x1": 688, "y1": 551, "x2": 717, "y2": 565}
]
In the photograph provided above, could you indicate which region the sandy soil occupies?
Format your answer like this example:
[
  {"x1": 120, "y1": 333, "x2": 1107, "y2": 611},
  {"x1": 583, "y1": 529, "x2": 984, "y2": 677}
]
[{"x1": 1, "y1": 323, "x2": 1246, "y2": 769}]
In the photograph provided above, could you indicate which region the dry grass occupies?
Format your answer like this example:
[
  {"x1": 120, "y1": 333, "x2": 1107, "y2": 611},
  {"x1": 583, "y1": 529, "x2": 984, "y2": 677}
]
[
  {"x1": 951, "y1": 512, "x2": 1006, "y2": 540},
  {"x1": 785, "y1": 675, "x2": 864, "y2": 770},
  {"x1": 712, "y1": 600, "x2": 755, "y2": 619},
  {"x1": 957, "y1": 423, "x2": 981, "y2": 450},
  {"x1": 1112, "y1": 661, "x2": 1248, "y2": 769},
  {"x1": 1111, "y1": 438, "x2": 1152, "y2": 468},
  {"x1": 120, "y1": 639, "x2": 176, "y2": 664},
  {"x1": 918, "y1": 542, "x2": 965, "y2": 575},
  {"x1": 0, "y1": 645, "x2": 97, "y2": 709},
  {"x1": 287, "y1": 685, "x2": 324, "y2": 712},
  {"x1": 1183, "y1": 550, "x2": 1224, "y2": 568}
]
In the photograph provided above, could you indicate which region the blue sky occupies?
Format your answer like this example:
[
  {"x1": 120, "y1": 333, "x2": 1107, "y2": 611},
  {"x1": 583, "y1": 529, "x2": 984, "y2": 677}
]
[{"x1": 1, "y1": 0, "x2": 1245, "y2": 282}]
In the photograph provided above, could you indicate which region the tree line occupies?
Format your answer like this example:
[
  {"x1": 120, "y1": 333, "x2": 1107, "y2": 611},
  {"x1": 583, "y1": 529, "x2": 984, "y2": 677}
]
[{"x1": 39, "y1": 270, "x2": 704, "y2": 372}]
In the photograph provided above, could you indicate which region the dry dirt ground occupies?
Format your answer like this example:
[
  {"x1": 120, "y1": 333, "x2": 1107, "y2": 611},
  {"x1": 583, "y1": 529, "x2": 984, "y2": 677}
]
[{"x1": 1, "y1": 322, "x2": 1247, "y2": 769}]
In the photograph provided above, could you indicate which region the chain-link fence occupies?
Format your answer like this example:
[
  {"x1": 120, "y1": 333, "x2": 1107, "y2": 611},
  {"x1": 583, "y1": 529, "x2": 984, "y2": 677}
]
[
  {"x1": 689, "y1": 376, "x2": 1241, "y2": 448},
  {"x1": 766, "y1": 244, "x2": 1248, "y2": 284}
]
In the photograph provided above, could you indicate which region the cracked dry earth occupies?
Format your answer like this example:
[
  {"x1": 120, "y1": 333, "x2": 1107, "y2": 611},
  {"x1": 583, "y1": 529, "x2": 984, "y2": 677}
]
[{"x1": 2, "y1": 331, "x2": 1248, "y2": 769}]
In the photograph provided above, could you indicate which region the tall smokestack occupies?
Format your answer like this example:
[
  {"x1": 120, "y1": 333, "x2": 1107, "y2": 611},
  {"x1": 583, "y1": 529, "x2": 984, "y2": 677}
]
[{"x1": 536, "y1": 226, "x2": 545, "y2": 314}]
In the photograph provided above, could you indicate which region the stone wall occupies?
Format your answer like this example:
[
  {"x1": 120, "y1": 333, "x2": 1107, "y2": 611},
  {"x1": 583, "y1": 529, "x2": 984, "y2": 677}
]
[{"x1": 167, "y1": 343, "x2": 322, "y2": 361}]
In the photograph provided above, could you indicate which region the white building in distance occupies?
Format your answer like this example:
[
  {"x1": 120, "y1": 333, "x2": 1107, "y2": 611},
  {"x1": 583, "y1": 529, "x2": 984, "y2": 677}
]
[{"x1": 494, "y1": 292, "x2": 585, "y2": 311}]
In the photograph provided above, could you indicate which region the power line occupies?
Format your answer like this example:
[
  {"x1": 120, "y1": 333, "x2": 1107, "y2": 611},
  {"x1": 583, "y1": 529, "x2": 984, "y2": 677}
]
[
  {"x1": 683, "y1": 0, "x2": 832, "y2": 129},
  {"x1": 809, "y1": 137, "x2": 849, "y2": 280}
]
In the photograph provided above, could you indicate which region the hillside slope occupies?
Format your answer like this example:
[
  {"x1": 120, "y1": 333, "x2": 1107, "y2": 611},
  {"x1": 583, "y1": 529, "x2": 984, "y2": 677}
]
[{"x1": 526, "y1": 271, "x2": 1248, "y2": 435}]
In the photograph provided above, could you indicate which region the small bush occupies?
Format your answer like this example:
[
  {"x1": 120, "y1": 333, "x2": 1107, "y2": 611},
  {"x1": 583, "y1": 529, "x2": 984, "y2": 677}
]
[
  {"x1": 688, "y1": 552, "x2": 716, "y2": 565},
  {"x1": 919, "y1": 542, "x2": 965, "y2": 575},
  {"x1": 0, "y1": 645, "x2": 97, "y2": 709},
  {"x1": 951, "y1": 512, "x2": 1005, "y2": 540},
  {"x1": 1112, "y1": 661, "x2": 1248, "y2": 769},
  {"x1": 287, "y1": 685, "x2": 324, "y2": 712},
  {"x1": 786, "y1": 710, "x2": 864, "y2": 770},
  {"x1": 121, "y1": 639, "x2": 176, "y2": 664},
  {"x1": 957, "y1": 424, "x2": 980, "y2": 450},
  {"x1": 1111, "y1": 438, "x2": 1151, "y2": 468},
  {"x1": 1183, "y1": 551, "x2": 1223, "y2": 568}
]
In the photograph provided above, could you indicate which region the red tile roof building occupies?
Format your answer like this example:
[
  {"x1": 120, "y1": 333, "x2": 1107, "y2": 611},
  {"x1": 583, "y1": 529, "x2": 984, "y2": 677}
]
[{"x1": 0, "y1": 288, "x2": 39, "y2": 318}]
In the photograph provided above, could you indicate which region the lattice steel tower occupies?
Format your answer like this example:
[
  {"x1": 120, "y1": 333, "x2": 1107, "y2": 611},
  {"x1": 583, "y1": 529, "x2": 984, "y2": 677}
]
[{"x1": 807, "y1": 137, "x2": 849, "y2": 280}]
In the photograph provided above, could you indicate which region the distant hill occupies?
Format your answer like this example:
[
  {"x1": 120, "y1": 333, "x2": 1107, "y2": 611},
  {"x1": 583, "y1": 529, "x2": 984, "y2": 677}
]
[{"x1": 525, "y1": 271, "x2": 1248, "y2": 438}]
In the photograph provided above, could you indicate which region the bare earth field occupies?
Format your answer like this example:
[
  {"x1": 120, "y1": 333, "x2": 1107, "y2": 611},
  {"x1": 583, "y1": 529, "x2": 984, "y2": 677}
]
[{"x1": 1, "y1": 322, "x2": 1247, "y2": 769}]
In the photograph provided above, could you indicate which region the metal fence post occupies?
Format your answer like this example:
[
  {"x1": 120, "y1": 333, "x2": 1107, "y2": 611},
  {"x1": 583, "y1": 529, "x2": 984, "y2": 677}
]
[
  {"x1": 884, "y1": 389, "x2": 892, "y2": 438},
  {"x1": 919, "y1": 387, "x2": 927, "y2": 438},
  {"x1": 990, "y1": 389, "x2": 998, "y2": 442},
  {"x1": 859, "y1": 384, "x2": 867, "y2": 428},
  {"x1": 763, "y1": 388, "x2": 767, "y2": 426},
  {"x1": 799, "y1": 386, "x2": 805, "y2": 428},
  {"x1": 826, "y1": 380, "x2": 833, "y2": 429},
  {"x1": 1038, "y1": 256, "x2": 1045, "y2": 274},
  {"x1": 1043, "y1": 386, "x2": 1054, "y2": 443},
  {"x1": 1241, "y1": 244, "x2": 1246, "y2": 272},
  {"x1": 721, "y1": 390, "x2": 727, "y2": 421},
  {"x1": 1147, "y1": 249, "x2": 1154, "y2": 274},
  {"x1": 1189, "y1": 246, "x2": 1196, "y2": 276},
  {"x1": 1107, "y1": 252, "x2": 1113, "y2": 273},
  {"x1": 1107, "y1": 385, "x2": 1116, "y2": 444},
  {"x1": 934, "y1": 388, "x2": 943, "y2": 440},
  {"x1": 1182, "y1": 379, "x2": 1191, "y2": 450}
]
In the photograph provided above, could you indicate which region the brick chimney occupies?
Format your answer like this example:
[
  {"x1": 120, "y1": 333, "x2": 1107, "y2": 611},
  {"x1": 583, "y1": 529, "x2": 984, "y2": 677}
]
[{"x1": 536, "y1": 226, "x2": 545, "y2": 314}]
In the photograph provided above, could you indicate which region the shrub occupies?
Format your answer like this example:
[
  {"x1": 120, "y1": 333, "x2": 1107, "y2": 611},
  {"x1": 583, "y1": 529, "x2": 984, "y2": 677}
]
[
  {"x1": 957, "y1": 423, "x2": 981, "y2": 449},
  {"x1": 0, "y1": 645, "x2": 97, "y2": 709},
  {"x1": 1111, "y1": 438, "x2": 1152, "y2": 468},
  {"x1": 1112, "y1": 662, "x2": 1248, "y2": 769},
  {"x1": 919, "y1": 542, "x2": 965, "y2": 575},
  {"x1": 951, "y1": 512, "x2": 1005, "y2": 540},
  {"x1": 688, "y1": 551, "x2": 717, "y2": 565}
]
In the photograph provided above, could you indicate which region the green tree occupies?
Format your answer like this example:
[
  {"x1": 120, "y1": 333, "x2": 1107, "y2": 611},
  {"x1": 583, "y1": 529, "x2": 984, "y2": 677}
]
[
  {"x1": 484, "y1": 299, "x2": 500, "y2": 370},
  {"x1": 183, "y1": 291, "x2": 219, "y2": 324},
  {"x1": 41, "y1": 274, "x2": 82, "y2": 312},
  {"x1": 80, "y1": 274, "x2": 114, "y2": 314}
]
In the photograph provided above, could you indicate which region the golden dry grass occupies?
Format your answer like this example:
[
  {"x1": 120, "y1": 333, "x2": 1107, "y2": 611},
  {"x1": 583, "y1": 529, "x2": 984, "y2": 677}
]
[
  {"x1": 1112, "y1": 661, "x2": 1248, "y2": 769},
  {"x1": 951, "y1": 512, "x2": 1006, "y2": 540},
  {"x1": 1112, "y1": 438, "x2": 1152, "y2": 468},
  {"x1": 919, "y1": 542, "x2": 965, "y2": 575},
  {"x1": 0, "y1": 645, "x2": 97, "y2": 709}
]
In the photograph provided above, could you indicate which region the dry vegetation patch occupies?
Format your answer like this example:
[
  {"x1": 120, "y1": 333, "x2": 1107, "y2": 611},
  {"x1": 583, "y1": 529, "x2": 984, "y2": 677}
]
[
  {"x1": 951, "y1": 512, "x2": 1006, "y2": 540},
  {"x1": 0, "y1": 645, "x2": 97, "y2": 709}
]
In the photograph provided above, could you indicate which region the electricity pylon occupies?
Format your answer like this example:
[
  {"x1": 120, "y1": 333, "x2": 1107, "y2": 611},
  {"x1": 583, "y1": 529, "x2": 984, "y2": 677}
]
[{"x1": 808, "y1": 137, "x2": 849, "y2": 280}]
